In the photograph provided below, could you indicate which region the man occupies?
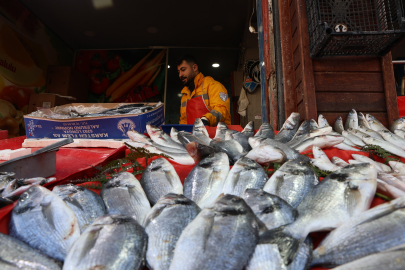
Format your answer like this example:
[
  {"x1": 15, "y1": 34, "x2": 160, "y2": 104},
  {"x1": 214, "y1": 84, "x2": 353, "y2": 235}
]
[{"x1": 177, "y1": 54, "x2": 231, "y2": 126}]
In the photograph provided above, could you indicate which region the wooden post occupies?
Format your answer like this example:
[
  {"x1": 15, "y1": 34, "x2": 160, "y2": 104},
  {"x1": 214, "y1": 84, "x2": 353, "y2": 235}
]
[{"x1": 381, "y1": 53, "x2": 399, "y2": 123}]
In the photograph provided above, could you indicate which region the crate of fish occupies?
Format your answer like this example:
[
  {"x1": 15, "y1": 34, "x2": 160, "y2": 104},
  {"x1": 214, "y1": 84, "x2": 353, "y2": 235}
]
[
  {"x1": 23, "y1": 102, "x2": 164, "y2": 139},
  {"x1": 306, "y1": 0, "x2": 405, "y2": 57}
]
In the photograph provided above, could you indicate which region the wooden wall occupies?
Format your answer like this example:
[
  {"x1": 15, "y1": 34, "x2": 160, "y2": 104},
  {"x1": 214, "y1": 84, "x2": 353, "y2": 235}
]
[{"x1": 279, "y1": 0, "x2": 399, "y2": 127}]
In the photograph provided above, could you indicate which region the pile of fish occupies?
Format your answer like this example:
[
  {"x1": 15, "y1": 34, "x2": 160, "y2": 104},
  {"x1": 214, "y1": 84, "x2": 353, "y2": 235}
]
[
  {"x1": 0, "y1": 172, "x2": 56, "y2": 208},
  {"x1": 127, "y1": 112, "x2": 345, "y2": 166}
]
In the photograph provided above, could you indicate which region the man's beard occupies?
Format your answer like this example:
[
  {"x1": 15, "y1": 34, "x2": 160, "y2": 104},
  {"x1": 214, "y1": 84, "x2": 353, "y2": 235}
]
[{"x1": 181, "y1": 74, "x2": 195, "y2": 88}]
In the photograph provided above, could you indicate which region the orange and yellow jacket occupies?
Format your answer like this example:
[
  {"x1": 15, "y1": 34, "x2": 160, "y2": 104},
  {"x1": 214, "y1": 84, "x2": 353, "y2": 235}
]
[{"x1": 180, "y1": 73, "x2": 231, "y2": 126}]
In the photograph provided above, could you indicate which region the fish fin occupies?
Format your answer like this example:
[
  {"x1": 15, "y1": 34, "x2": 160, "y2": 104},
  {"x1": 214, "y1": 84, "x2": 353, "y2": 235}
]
[
  {"x1": 77, "y1": 227, "x2": 101, "y2": 263},
  {"x1": 345, "y1": 182, "x2": 361, "y2": 216},
  {"x1": 275, "y1": 176, "x2": 284, "y2": 194},
  {"x1": 40, "y1": 196, "x2": 56, "y2": 230},
  {"x1": 65, "y1": 197, "x2": 84, "y2": 212},
  {"x1": 143, "y1": 204, "x2": 167, "y2": 228}
]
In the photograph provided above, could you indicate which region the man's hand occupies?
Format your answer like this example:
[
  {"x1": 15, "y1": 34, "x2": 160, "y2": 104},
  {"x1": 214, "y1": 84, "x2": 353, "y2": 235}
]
[{"x1": 201, "y1": 117, "x2": 210, "y2": 126}]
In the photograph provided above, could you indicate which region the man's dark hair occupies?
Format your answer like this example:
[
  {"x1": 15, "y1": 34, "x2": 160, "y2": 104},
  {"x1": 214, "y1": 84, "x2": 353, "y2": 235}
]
[{"x1": 176, "y1": 54, "x2": 198, "y2": 67}]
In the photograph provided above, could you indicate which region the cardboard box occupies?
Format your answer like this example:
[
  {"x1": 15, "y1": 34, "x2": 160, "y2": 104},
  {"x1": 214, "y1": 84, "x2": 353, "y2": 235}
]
[
  {"x1": 24, "y1": 103, "x2": 165, "y2": 139},
  {"x1": 45, "y1": 66, "x2": 90, "y2": 103},
  {"x1": 28, "y1": 93, "x2": 75, "y2": 114}
]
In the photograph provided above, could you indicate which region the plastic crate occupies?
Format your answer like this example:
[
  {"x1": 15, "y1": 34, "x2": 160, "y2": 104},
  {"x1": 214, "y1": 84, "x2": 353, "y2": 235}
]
[{"x1": 306, "y1": 0, "x2": 405, "y2": 58}]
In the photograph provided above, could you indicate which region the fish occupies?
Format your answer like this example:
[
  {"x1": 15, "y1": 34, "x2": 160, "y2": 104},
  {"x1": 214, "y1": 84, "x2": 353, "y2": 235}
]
[
  {"x1": 366, "y1": 114, "x2": 390, "y2": 132},
  {"x1": 287, "y1": 126, "x2": 333, "y2": 149},
  {"x1": 310, "y1": 146, "x2": 341, "y2": 172},
  {"x1": 377, "y1": 179, "x2": 405, "y2": 199},
  {"x1": 249, "y1": 136, "x2": 267, "y2": 149},
  {"x1": 332, "y1": 243, "x2": 405, "y2": 270},
  {"x1": 101, "y1": 172, "x2": 151, "y2": 224},
  {"x1": 333, "y1": 143, "x2": 360, "y2": 152},
  {"x1": 0, "y1": 197, "x2": 13, "y2": 208},
  {"x1": 169, "y1": 194, "x2": 261, "y2": 270},
  {"x1": 16, "y1": 177, "x2": 47, "y2": 186},
  {"x1": 144, "y1": 194, "x2": 201, "y2": 270},
  {"x1": 221, "y1": 157, "x2": 268, "y2": 196},
  {"x1": 341, "y1": 131, "x2": 365, "y2": 147},
  {"x1": 255, "y1": 138, "x2": 310, "y2": 162},
  {"x1": 184, "y1": 141, "x2": 217, "y2": 163},
  {"x1": 357, "y1": 126, "x2": 384, "y2": 139},
  {"x1": 331, "y1": 156, "x2": 349, "y2": 167},
  {"x1": 177, "y1": 131, "x2": 208, "y2": 146},
  {"x1": 263, "y1": 160, "x2": 318, "y2": 208},
  {"x1": 377, "y1": 173, "x2": 405, "y2": 192},
  {"x1": 214, "y1": 122, "x2": 228, "y2": 140},
  {"x1": 287, "y1": 236, "x2": 313, "y2": 270},
  {"x1": 63, "y1": 215, "x2": 148, "y2": 270},
  {"x1": 389, "y1": 161, "x2": 405, "y2": 174},
  {"x1": 362, "y1": 135, "x2": 405, "y2": 158},
  {"x1": 170, "y1": 127, "x2": 181, "y2": 144},
  {"x1": 140, "y1": 158, "x2": 183, "y2": 205},
  {"x1": 378, "y1": 130, "x2": 405, "y2": 151},
  {"x1": 192, "y1": 118, "x2": 211, "y2": 145},
  {"x1": 0, "y1": 172, "x2": 13, "y2": 193},
  {"x1": 294, "y1": 135, "x2": 345, "y2": 153},
  {"x1": 209, "y1": 138, "x2": 246, "y2": 163},
  {"x1": 311, "y1": 196, "x2": 405, "y2": 267},
  {"x1": 390, "y1": 116, "x2": 405, "y2": 133},
  {"x1": 310, "y1": 119, "x2": 319, "y2": 130},
  {"x1": 318, "y1": 114, "x2": 330, "y2": 128},
  {"x1": 243, "y1": 189, "x2": 297, "y2": 230},
  {"x1": 242, "y1": 121, "x2": 255, "y2": 138},
  {"x1": 351, "y1": 154, "x2": 391, "y2": 173},
  {"x1": 289, "y1": 120, "x2": 310, "y2": 142},
  {"x1": 0, "y1": 232, "x2": 62, "y2": 270},
  {"x1": 347, "y1": 128, "x2": 369, "y2": 140},
  {"x1": 281, "y1": 163, "x2": 377, "y2": 241},
  {"x1": 225, "y1": 130, "x2": 252, "y2": 152},
  {"x1": 255, "y1": 122, "x2": 275, "y2": 139},
  {"x1": 9, "y1": 185, "x2": 80, "y2": 261},
  {"x1": 345, "y1": 109, "x2": 358, "y2": 130},
  {"x1": 126, "y1": 142, "x2": 195, "y2": 165},
  {"x1": 128, "y1": 130, "x2": 187, "y2": 153},
  {"x1": 146, "y1": 124, "x2": 185, "y2": 149},
  {"x1": 245, "y1": 144, "x2": 287, "y2": 165},
  {"x1": 1, "y1": 178, "x2": 18, "y2": 197},
  {"x1": 275, "y1": 112, "x2": 300, "y2": 143},
  {"x1": 2, "y1": 183, "x2": 37, "y2": 201},
  {"x1": 183, "y1": 153, "x2": 229, "y2": 208},
  {"x1": 394, "y1": 129, "x2": 405, "y2": 138},
  {"x1": 53, "y1": 184, "x2": 106, "y2": 232},
  {"x1": 358, "y1": 112, "x2": 372, "y2": 129}
]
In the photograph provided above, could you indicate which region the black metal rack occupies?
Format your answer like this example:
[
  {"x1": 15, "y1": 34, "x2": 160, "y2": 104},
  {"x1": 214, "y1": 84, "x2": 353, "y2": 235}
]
[{"x1": 306, "y1": 0, "x2": 405, "y2": 58}]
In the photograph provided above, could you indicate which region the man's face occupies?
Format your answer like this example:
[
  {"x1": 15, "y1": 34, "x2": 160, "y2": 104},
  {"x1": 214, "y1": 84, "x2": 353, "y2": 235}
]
[{"x1": 178, "y1": 60, "x2": 197, "y2": 86}]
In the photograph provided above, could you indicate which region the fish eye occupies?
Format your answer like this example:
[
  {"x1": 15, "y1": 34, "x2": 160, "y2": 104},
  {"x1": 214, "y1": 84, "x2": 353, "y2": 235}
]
[{"x1": 231, "y1": 198, "x2": 241, "y2": 203}]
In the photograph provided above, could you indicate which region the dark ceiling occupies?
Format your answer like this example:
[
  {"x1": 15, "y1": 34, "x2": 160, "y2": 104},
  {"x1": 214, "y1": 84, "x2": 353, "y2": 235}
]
[{"x1": 20, "y1": 0, "x2": 250, "y2": 50}]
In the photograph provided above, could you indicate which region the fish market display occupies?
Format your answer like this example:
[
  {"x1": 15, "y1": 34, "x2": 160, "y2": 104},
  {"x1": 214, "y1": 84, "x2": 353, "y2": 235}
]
[
  {"x1": 169, "y1": 194, "x2": 261, "y2": 270},
  {"x1": 243, "y1": 189, "x2": 297, "y2": 230},
  {"x1": 312, "y1": 196, "x2": 405, "y2": 267},
  {"x1": 147, "y1": 125, "x2": 185, "y2": 150},
  {"x1": 101, "y1": 172, "x2": 151, "y2": 224},
  {"x1": 0, "y1": 232, "x2": 62, "y2": 270},
  {"x1": 9, "y1": 185, "x2": 80, "y2": 261},
  {"x1": 241, "y1": 121, "x2": 255, "y2": 138},
  {"x1": 144, "y1": 194, "x2": 201, "y2": 270},
  {"x1": 192, "y1": 118, "x2": 211, "y2": 145},
  {"x1": 310, "y1": 146, "x2": 341, "y2": 172},
  {"x1": 274, "y1": 112, "x2": 300, "y2": 143},
  {"x1": 183, "y1": 153, "x2": 229, "y2": 208},
  {"x1": 210, "y1": 138, "x2": 246, "y2": 163},
  {"x1": 263, "y1": 159, "x2": 318, "y2": 208},
  {"x1": 221, "y1": 157, "x2": 268, "y2": 196},
  {"x1": 53, "y1": 184, "x2": 106, "y2": 232},
  {"x1": 225, "y1": 129, "x2": 252, "y2": 152},
  {"x1": 63, "y1": 215, "x2": 148, "y2": 270},
  {"x1": 140, "y1": 158, "x2": 183, "y2": 205}
]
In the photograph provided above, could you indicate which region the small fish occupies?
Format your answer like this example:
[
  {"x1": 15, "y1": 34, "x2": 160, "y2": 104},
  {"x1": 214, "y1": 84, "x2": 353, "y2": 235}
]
[
  {"x1": 63, "y1": 215, "x2": 148, "y2": 270},
  {"x1": 1, "y1": 178, "x2": 18, "y2": 197},
  {"x1": 170, "y1": 127, "x2": 181, "y2": 143},
  {"x1": 275, "y1": 112, "x2": 300, "y2": 143},
  {"x1": 357, "y1": 126, "x2": 384, "y2": 139},
  {"x1": 362, "y1": 135, "x2": 405, "y2": 158},
  {"x1": 341, "y1": 131, "x2": 365, "y2": 147},
  {"x1": 333, "y1": 117, "x2": 345, "y2": 134},
  {"x1": 288, "y1": 120, "x2": 310, "y2": 143},
  {"x1": 17, "y1": 177, "x2": 47, "y2": 186},
  {"x1": 255, "y1": 122, "x2": 275, "y2": 139},
  {"x1": 263, "y1": 160, "x2": 318, "y2": 208},
  {"x1": 245, "y1": 144, "x2": 287, "y2": 165},
  {"x1": 294, "y1": 135, "x2": 345, "y2": 153},
  {"x1": 311, "y1": 159, "x2": 341, "y2": 172},
  {"x1": 128, "y1": 131, "x2": 186, "y2": 154},
  {"x1": 377, "y1": 179, "x2": 405, "y2": 199},
  {"x1": 241, "y1": 121, "x2": 255, "y2": 138},
  {"x1": 310, "y1": 119, "x2": 319, "y2": 130},
  {"x1": 352, "y1": 154, "x2": 391, "y2": 173},
  {"x1": 390, "y1": 116, "x2": 405, "y2": 133},
  {"x1": 9, "y1": 185, "x2": 80, "y2": 261},
  {"x1": 366, "y1": 114, "x2": 389, "y2": 132},
  {"x1": 389, "y1": 161, "x2": 405, "y2": 174},
  {"x1": 345, "y1": 109, "x2": 358, "y2": 130},
  {"x1": 101, "y1": 172, "x2": 151, "y2": 224},
  {"x1": 333, "y1": 142, "x2": 360, "y2": 152},
  {"x1": 140, "y1": 158, "x2": 183, "y2": 205},
  {"x1": 183, "y1": 153, "x2": 229, "y2": 208},
  {"x1": 255, "y1": 138, "x2": 310, "y2": 162},
  {"x1": 214, "y1": 122, "x2": 228, "y2": 140},
  {"x1": 221, "y1": 157, "x2": 268, "y2": 196},
  {"x1": 209, "y1": 138, "x2": 246, "y2": 163},
  {"x1": 394, "y1": 129, "x2": 405, "y2": 139},
  {"x1": 147, "y1": 125, "x2": 185, "y2": 150},
  {"x1": 184, "y1": 141, "x2": 217, "y2": 163},
  {"x1": 347, "y1": 128, "x2": 369, "y2": 140},
  {"x1": 287, "y1": 126, "x2": 333, "y2": 149},
  {"x1": 144, "y1": 194, "x2": 201, "y2": 270},
  {"x1": 378, "y1": 173, "x2": 405, "y2": 192},
  {"x1": 177, "y1": 131, "x2": 208, "y2": 146},
  {"x1": 378, "y1": 130, "x2": 405, "y2": 151},
  {"x1": 53, "y1": 184, "x2": 106, "y2": 232},
  {"x1": 318, "y1": 114, "x2": 330, "y2": 128},
  {"x1": 331, "y1": 156, "x2": 349, "y2": 167},
  {"x1": 358, "y1": 112, "x2": 372, "y2": 129},
  {"x1": 225, "y1": 130, "x2": 252, "y2": 152},
  {"x1": 0, "y1": 172, "x2": 14, "y2": 192},
  {"x1": 192, "y1": 118, "x2": 211, "y2": 145}
]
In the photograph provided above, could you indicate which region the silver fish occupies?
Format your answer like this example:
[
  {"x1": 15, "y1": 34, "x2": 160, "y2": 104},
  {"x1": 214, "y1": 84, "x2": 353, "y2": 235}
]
[
  {"x1": 255, "y1": 122, "x2": 275, "y2": 139},
  {"x1": 347, "y1": 128, "x2": 369, "y2": 140},
  {"x1": 333, "y1": 142, "x2": 360, "y2": 152},
  {"x1": 140, "y1": 158, "x2": 183, "y2": 205},
  {"x1": 184, "y1": 141, "x2": 217, "y2": 163},
  {"x1": 310, "y1": 158, "x2": 341, "y2": 172},
  {"x1": 394, "y1": 129, "x2": 405, "y2": 138},
  {"x1": 214, "y1": 122, "x2": 228, "y2": 140},
  {"x1": 378, "y1": 130, "x2": 405, "y2": 151},
  {"x1": 144, "y1": 194, "x2": 201, "y2": 270},
  {"x1": 312, "y1": 197, "x2": 405, "y2": 267},
  {"x1": 192, "y1": 118, "x2": 211, "y2": 145},
  {"x1": 243, "y1": 189, "x2": 297, "y2": 230},
  {"x1": 16, "y1": 177, "x2": 47, "y2": 186},
  {"x1": 362, "y1": 135, "x2": 405, "y2": 158},
  {"x1": 225, "y1": 130, "x2": 252, "y2": 152},
  {"x1": 183, "y1": 153, "x2": 229, "y2": 208},
  {"x1": 245, "y1": 144, "x2": 287, "y2": 165},
  {"x1": 0, "y1": 232, "x2": 61, "y2": 270},
  {"x1": 128, "y1": 130, "x2": 187, "y2": 154},
  {"x1": 310, "y1": 119, "x2": 319, "y2": 130},
  {"x1": 209, "y1": 138, "x2": 246, "y2": 163},
  {"x1": 170, "y1": 127, "x2": 181, "y2": 144},
  {"x1": 146, "y1": 124, "x2": 185, "y2": 149},
  {"x1": 352, "y1": 154, "x2": 391, "y2": 173},
  {"x1": 345, "y1": 109, "x2": 358, "y2": 130},
  {"x1": 331, "y1": 156, "x2": 349, "y2": 167},
  {"x1": 242, "y1": 121, "x2": 255, "y2": 138},
  {"x1": 53, "y1": 184, "x2": 106, "y2": 232},
  {"x1": 246, "y1": 240, "x2": 287, "y2": 270},
  {"x1": 318, "y1": 114, "x2": 330, "y2": 128},
  {"x1": 263, "y1": 160, "x2": 318, "y2": 208},
  {"x1": 287, "y1": 126, "x2": 333, "y2": 149},
  {"x1": 256, "y1": 138, "x2": 310, "y2": 162},
  {"x1": 358, "y1": 112, "x2": 372, "y2": 129},
  {"x1": 334, "y1": 116, "x2": 344, "y2": 134},
  {"x1": 1, "y1": 178, "x2": 18, "y2": 197},
  {"x1": 378, "y1": 173, "x2": 405, "y2": 192},
  {"x1": 63, "y1": 215, "x2": 148, "y2": 270},
  {"x1": 9, "y1": 185, "x2": 80, "y2": 261},
  {"x1": 101, "y1": 172, "x2": 151, "y2": 224},
  {"x1": 294, "y1": 134, "x2": 344, "y2": 152},
  {"x1": 221, "y1": 157, "x2": 268, "y2": 196},
  {"x1": 2, "y1": 183, "x2": 36, "y2": 201},
  {"x1": 288, "y1": 120, "x2": 310, "y2": 143},
  {"x1": 357, "y1": 125, "x2": 384, "y2": 139},
  {"x1": 390, "y1": 116, "x2": 405, "y2": 133},
  {"x1": 341, "y1": 131, "x2": 365, "y2": 147},
  {"x1": 169, "y1": 194, "x2": 261, "y2": 270},
  {"x1": 366, "y1": 114, "x2": 389, "y2": 132},
  {"x1": 389, "y1": 161, "x2": 405, "y2": 174},
  {"x1": 177, "y1": 131, "x2": 208, "y2": 146},
  {"x1": 275, "y1": 112, "x2": 300, "y2": 143}
]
